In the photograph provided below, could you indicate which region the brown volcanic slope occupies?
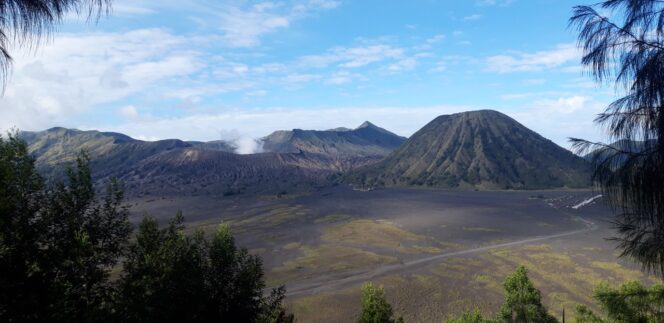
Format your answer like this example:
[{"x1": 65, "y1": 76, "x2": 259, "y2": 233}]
[
  {"x1": 109, "y1": 148, "x2": 379, "y2": 197},
  {"x1": 348, "y1": 110, "x2": 591, "y2": 190}
]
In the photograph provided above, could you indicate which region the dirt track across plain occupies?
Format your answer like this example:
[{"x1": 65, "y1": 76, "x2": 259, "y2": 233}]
[{"x1": 284, "y1": 211, "x2": 596, "y2": 297}]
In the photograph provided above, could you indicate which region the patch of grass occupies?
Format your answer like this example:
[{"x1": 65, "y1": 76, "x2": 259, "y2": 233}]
[
  {"x1": 323, "y1": 220, "x2": 422, "y2": 247},
  {"x1": 232, "y1": 205, "x2": 309, "y2": 228},
  {"x1": 322, "y1": 220, "x2": 440, "y2": 254},
  {"x1": 590, "y1": 261, "x2": 645, "y2": 281},
  {"x1": 322, "y1": 219, "x2": 448, "y2": 255},
  {"x1": 411, "y1": 245, "x2": 443, "y2": 254},
  {"x1": 282, "y1": 242, "x2": 301, "y2": 250},
  {"x1": 314, "y1": 213, "x2": 352, "y2": 224},
  {"x1": 288, "y1": 288, "x2": 360, "y2": 323},
  {"x1": 268, "y1": 244, "x2": 397, "y2": 286}
]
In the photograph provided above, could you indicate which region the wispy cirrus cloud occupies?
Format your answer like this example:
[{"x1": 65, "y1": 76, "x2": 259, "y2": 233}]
[
  {"x1": 486, "y1": 44, "x2": 580, "y2": 73},
  {"x1": 299, "y1": 44, "x2": 405, "y2": 69},
  {"x1": 462, "y1": 14, "x2": 483, "y2": 21}
]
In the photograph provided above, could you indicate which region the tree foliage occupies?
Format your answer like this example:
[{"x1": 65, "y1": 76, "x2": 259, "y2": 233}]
[
  {"x1": 498, "y1": 266, "x2": 557, "y2": 323},
  {"x1": 575, "y1": 281, "x2": 664, "y2": 323},
  {"x1": 117, "y1": 216, "x2": 291, "y2": 323},
  {"x1": 445, "y1": 309, "x2": 496, "y2": 323},
  {"x1": 358, "y1": 282, "x2": 403, "y2": 323},
  {"x1": 570, "y1": 0, "x2": 664, "y2": 277},
  {"x1": 0, "y1": 133, "x2": 291, "y2": 322},
  {"x1": 444, "y1": 266, "x2": 555, "y2": 323},
  {"x1": 0, "y1": 132, "x2": 131, "y2": 322}
]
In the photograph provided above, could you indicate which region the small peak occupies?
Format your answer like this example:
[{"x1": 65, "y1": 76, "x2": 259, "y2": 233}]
[
  {"x1": 356, "y1": 121, "x2": 376, "y2": 129},
  {"x1": 46, "y1": 126, "x2": 68, "y2": 132}
]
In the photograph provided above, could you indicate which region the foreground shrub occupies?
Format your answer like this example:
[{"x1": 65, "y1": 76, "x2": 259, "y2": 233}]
[
  {"x1": 117, "y1": 215, "x2": 290, "y2": 322},
  {"x1": 358, "y1": 282, "x2": 403, "y2": 323},
  {"x1": 445, "y1": 309, "x2": 496, "y2": 323},
  {"x1": 446, "y1": 266, "x2": 556, "y2": 323},
  {"x1": 574, "y1": 281, "x2": 664, "y2": 323},
  {"x1": 498, "y1": 266, "x2": 557, "y2": 323}
]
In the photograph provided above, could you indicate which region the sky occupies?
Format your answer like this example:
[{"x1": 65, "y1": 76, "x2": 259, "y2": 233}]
[{"x1": 0, "y1": 0, "x2": 618, "y2": 150}]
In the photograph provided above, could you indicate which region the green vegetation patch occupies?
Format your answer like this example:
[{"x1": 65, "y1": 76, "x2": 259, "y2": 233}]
[{"x1": 268, "y1": 244, "x2": 397, "y2": 286}]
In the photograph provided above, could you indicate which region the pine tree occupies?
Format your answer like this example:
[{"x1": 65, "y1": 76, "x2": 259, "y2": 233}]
[
  {"x1": 358, "y1": 282, "x2": 403, "y2": 323},
  {"x1": 498, "y1": 266, "x2": 557, "y2": 323}
]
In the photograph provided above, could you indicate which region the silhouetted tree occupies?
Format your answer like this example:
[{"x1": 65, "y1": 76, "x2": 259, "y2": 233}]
[
  {"x1": 1, "y1": 133, "x2": 291, "y2": 322},
  {"x1": 570, "y1": 0, "x2": 664, "y2": 277},
  {"x1": 117, "y1": 216, "x2": 291, "y2": 323},
  {"x1": 0, "y1": 131, "x2": 48, "y2": 321},
  {"x1": 0, "y1": 132, "x2": 131, "y2": 322},
  {"x1": 498, "y1": 266, "x2": 557, "y2": 323},
  {"x1": 0, "y1": 0, "x2": 110, "y2": 86},
  {"x1": 357, "y1": 282, "x2": 403, "y2": 323}
]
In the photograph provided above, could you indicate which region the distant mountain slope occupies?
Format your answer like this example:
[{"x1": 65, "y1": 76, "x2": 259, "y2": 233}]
[
  {"x1": 19, "y1": 127, "x2": 234, "y2": 183},
  {"x1": 348, "y1": 110, "x2": 591, "y2": 190},
  {"x1": 111, "y1": 149, "x2": 370, "y2": 197},
  {"x1": 261, "y1": 121, "x2": 406, "y2": 157},
  {"x1": 186, "y1": 140, "x2": 237, "y2": 152},
  {"x1": 18, "y1": 127, "x2": 376, "y2": 197}
]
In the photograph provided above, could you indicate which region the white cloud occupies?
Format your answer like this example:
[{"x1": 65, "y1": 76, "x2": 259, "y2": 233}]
[
  {"x1": 427, "y1": 34, "x2": 446, "y2": 44},
  {"x1": 486, "y1": 44, "x2": 580, "y2": 73},
  {"x1": 0, "y1": 29, "x2": 206, "y2": 131},
  {"x1": 533, "y1": 95, "x2": 590, "y2": 114},
  {"x1": 216, "y1": 1, "x2": 339, "y2": 48},
  {"x1": 325, "y1": 71, "x2": 364, "y2": 85},
  {"x1": 388, "y1": 58, "x2": 418, "y2": 72},
  {"x1": 112, "y1": 3, "x2": 155, "y2": 15},
  {"x1": 476, "y1": 0, "x2": 515, "y2": 6},
  {"x1": 218, "y1": 3, "x2": 291, "y2": 48},
  {"x1": 463, "y1": 14, "x2": 482, "y2": 21},
  {"x1": 119, "y1": 105, "x2": 139, "y2": 119},
  {"x1": 512, "y1": 95, "x2": 606, "y2": 148},
  {"x1": 299, "y1": 44, "x2": 405, "y2": 69},
  {"x1": 285, "y1": 73, "x2": 322, "y2": 83}
]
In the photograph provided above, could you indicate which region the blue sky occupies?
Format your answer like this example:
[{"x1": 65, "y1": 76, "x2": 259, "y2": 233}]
[{"x1": 0, "y1": 0, "x2": 616, "y2": 150}]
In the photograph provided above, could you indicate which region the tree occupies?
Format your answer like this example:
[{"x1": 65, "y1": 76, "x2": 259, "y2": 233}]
[
  {"x1": 0, "y1": 132, "x2": 131, "y2": 322},
  {"x1": 445, "y1": 309, "x2": 496, "y2": 323},
  {"x1": 0, "y1": 133, "x2": 292, "y2": 322},
  {"x1": 574, "y1": 281, "x2": 664, "y2": 323},
  {"x1": 498, "y1": 266, "x2": 557, "y2": 323},
  {"x1": 0, "y1": 131, "x2": 48, "y2": 321},
  {"x1": 570, "y1": 0, "x2": 664, "y2": 277},
  {"x1": 117, "y1": 215, "x2": 291, "y2": 323},
  {"x1": 0, "y1": 0, "x2": 110, "y2": 87},
  {"x1": 357, "y1": 282, "x2": 403, "y2": 323}
]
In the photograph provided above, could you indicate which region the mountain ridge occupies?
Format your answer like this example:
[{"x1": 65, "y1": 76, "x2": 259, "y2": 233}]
[{"x1": 261, "y1": 121, "x2": 406, "y2": 157}]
